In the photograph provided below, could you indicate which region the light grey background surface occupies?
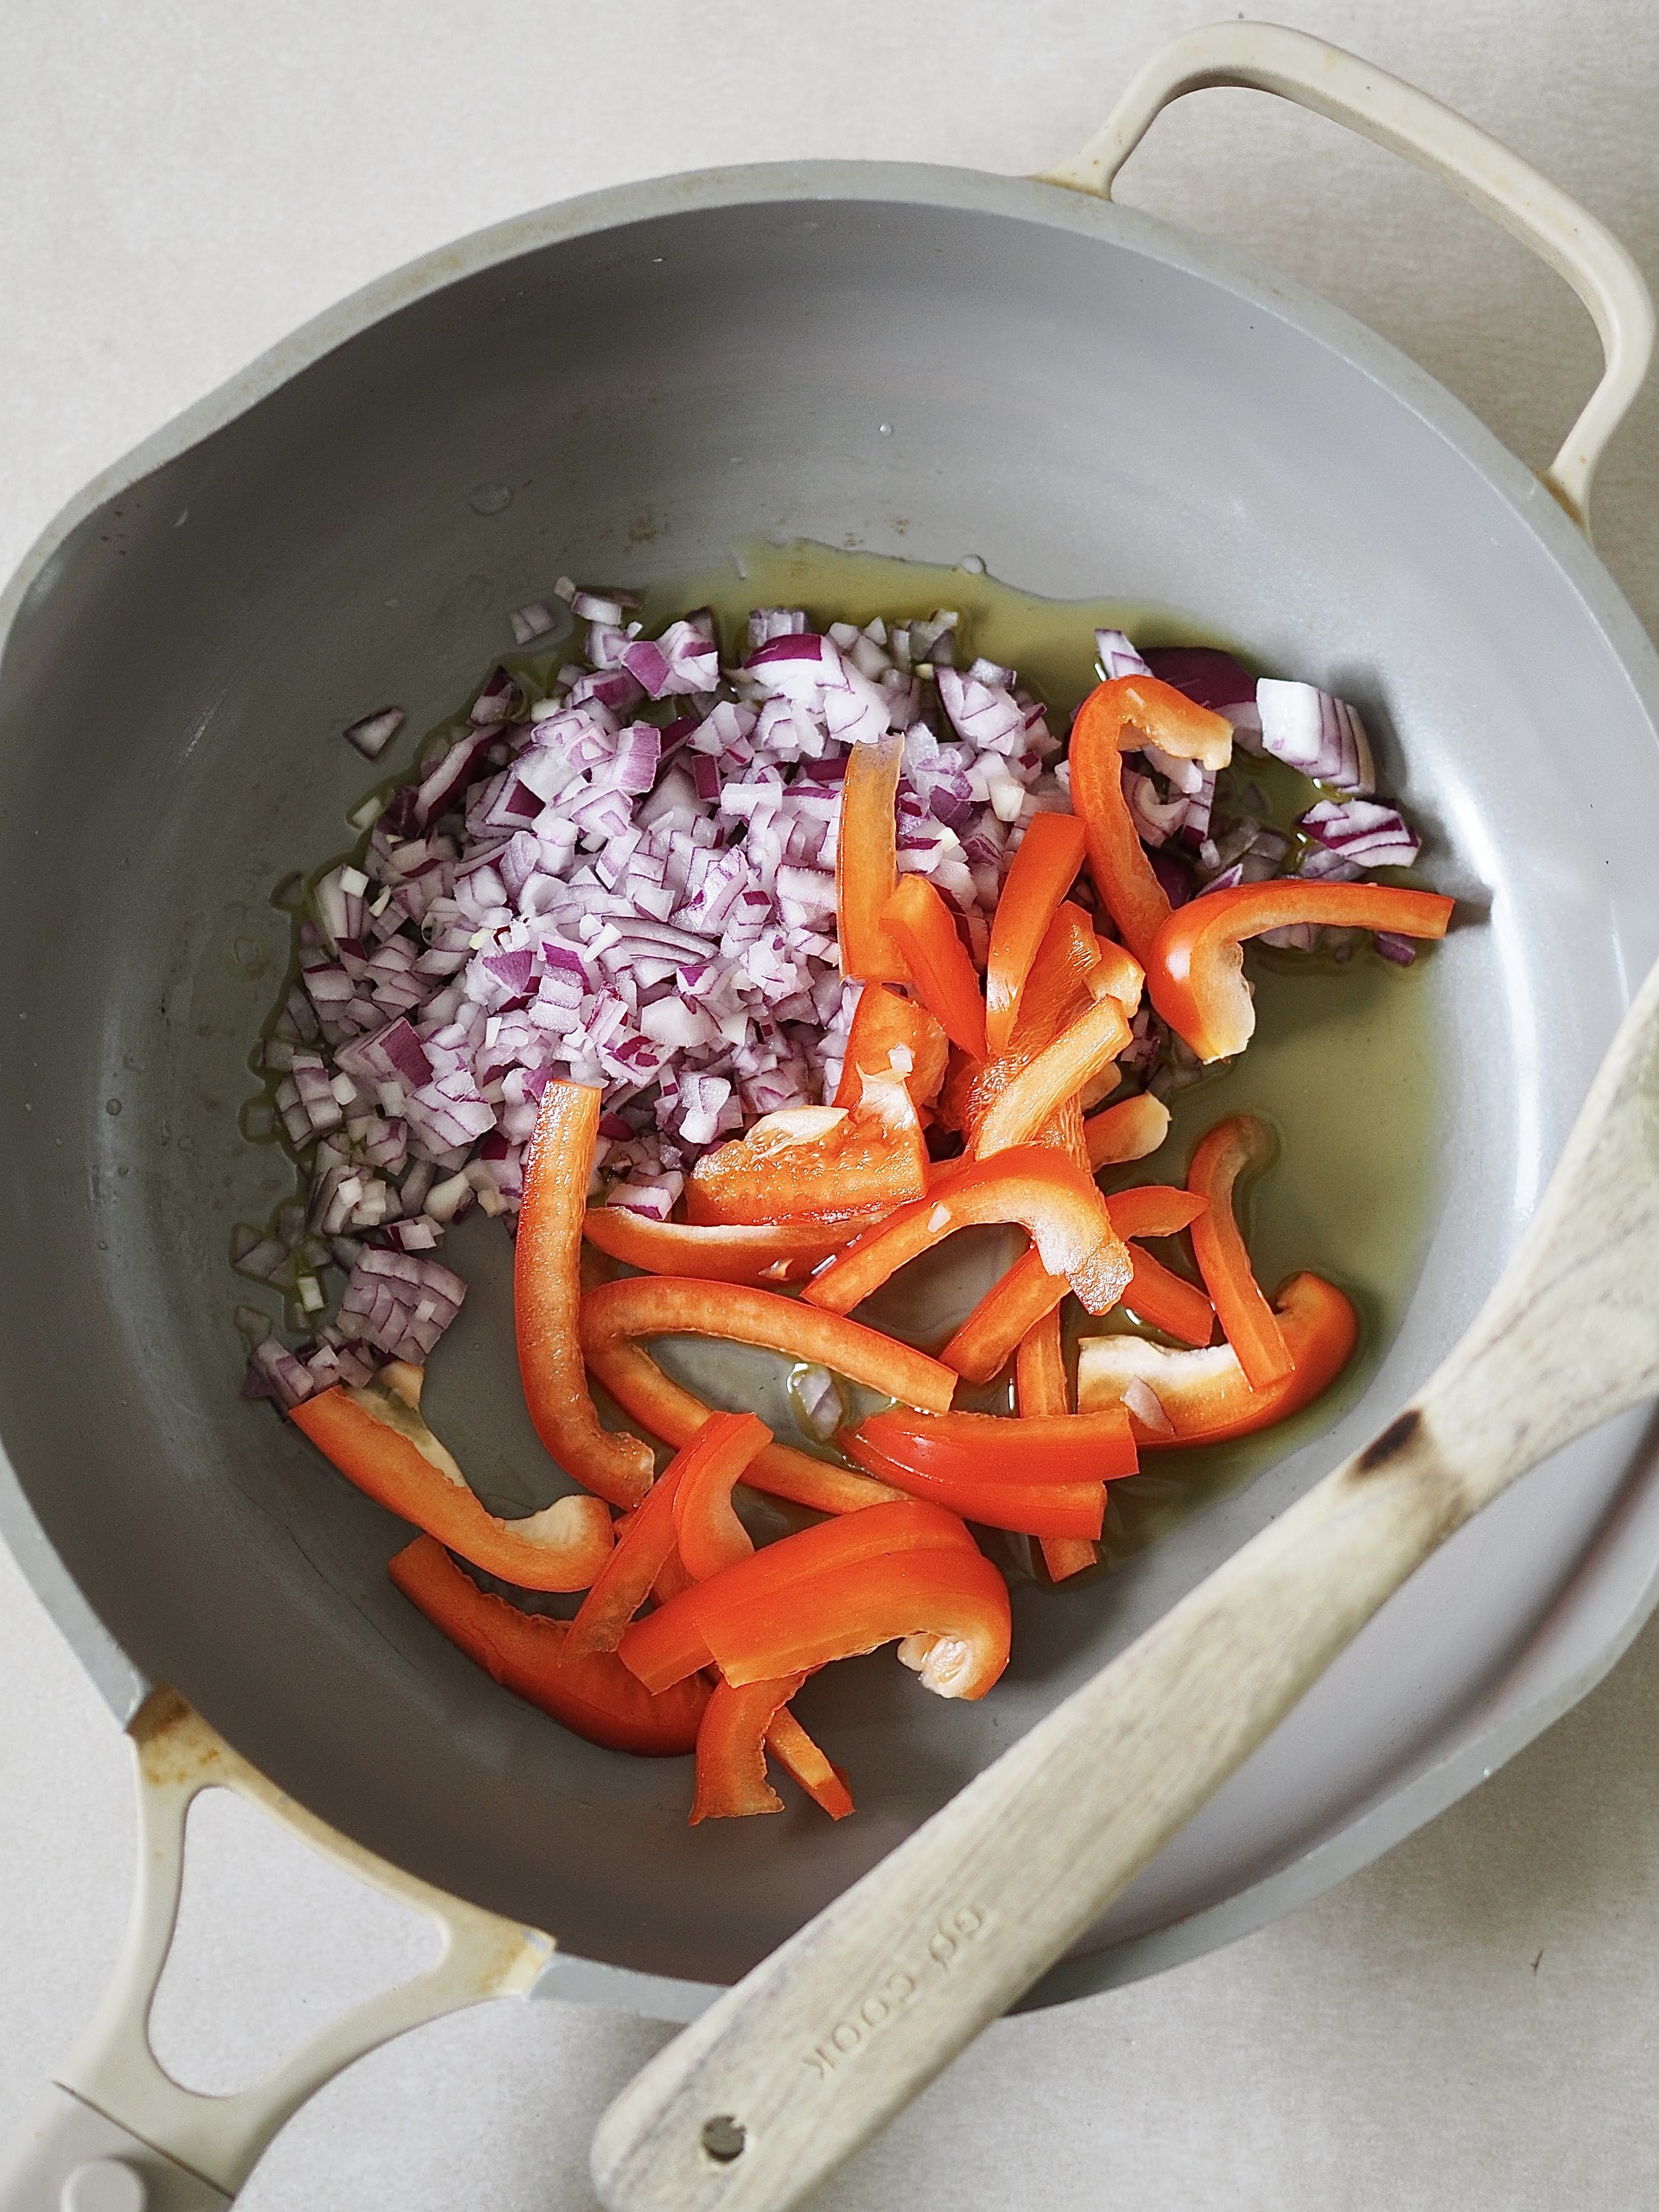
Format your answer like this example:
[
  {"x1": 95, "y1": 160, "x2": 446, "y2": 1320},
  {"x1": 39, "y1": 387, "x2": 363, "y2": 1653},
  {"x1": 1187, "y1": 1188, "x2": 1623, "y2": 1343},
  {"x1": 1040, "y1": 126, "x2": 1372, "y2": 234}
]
[{"x1": 3, "y1": 2, "x2": 1659, "y2": 2206}]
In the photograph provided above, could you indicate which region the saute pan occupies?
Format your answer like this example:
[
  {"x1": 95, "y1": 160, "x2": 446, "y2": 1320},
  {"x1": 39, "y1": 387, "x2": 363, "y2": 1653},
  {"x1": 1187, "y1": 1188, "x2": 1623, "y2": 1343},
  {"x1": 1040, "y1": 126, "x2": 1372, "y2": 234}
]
[{"x1": 2, "y1": 22, "x2": 1656, "y2": 2209}]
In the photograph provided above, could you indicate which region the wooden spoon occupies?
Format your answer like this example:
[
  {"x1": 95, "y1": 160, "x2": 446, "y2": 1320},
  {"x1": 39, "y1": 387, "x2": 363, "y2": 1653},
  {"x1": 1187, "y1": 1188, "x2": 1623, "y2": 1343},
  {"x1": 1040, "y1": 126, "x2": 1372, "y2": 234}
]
[{"x1": 593, "y1": 951, "x2": 1659, "y2": 2212}]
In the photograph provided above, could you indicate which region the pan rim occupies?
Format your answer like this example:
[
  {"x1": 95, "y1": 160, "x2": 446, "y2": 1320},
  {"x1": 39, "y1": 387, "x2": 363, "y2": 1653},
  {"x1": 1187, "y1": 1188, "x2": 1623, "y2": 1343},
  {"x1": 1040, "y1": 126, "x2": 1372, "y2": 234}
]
[{"x1": 3, "y1": 153, "x2": 1658, "y2": 2020}]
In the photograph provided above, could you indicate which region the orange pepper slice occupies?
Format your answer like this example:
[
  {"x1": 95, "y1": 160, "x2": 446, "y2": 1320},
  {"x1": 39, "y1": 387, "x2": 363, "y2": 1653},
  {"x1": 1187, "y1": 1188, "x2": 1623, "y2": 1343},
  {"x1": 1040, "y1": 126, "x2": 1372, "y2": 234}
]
[
  {"x1": 694, "y1": 1548, "x2": 1011, "y2": 1698},
  {"x1": 517, "y1": 1080, "x2": 654, "y2": 1509},
  {"x1": 849, "y1": 1406, "x2": 1138, "y2": 1484},
  {"x1": 984, "y1": 811, "x2": 1088, "y2": 1055},
  {"x1": 673, "y1": 1412, "x2": 770, "y2": 1582},
  {"x1": 581, "y1": 1206, "x2": 879, "y2": 1287},
  {"x1": 566, "y1": 1412, "x2": 770, "y2": 1658},
  {"x1": 837, "y1": 1441, "x2": 1106, "y2": 1539},
  {"x1": 388, "y1": 1535, "x2": 708, "y2": 1757},
  {"x1": 881, "y1": 874, "x2": 988, "y2": 1060},
  {"x1": 804, "y1": 1147, "x2": 1131, "y2": 1319},
  {"x1": 842, "y1": 1407, "x2": 1135, "y2": 1540},
  {"x1": 932, "y1": 1183, "x2": 1205, "y2": 1380},
  {"x1": 620, "y1": 1499, "x2": 982, "y2": 1691},
  {"x1": 1016, "y1": 1306, "x2": 1069, "y2": 1419},
  {"x1": 582, "y1": 1275, "x2": 957, "y2": 1410},
  {"x1": 1014, "y1": 1309, "x2": 1097, "y2": 1583},
  {"x1": 1147, "y1": 881, "x2": 1455, "y2": 1062},
  {"x1": 1068, "y1": 677, "x2": 1234, "y2": 962},
  {"x1": 832, "y1": 982, "x2": 950, "y2": 1112},
  {"x1": 685, "y1": 1082, "x2": 927, "y2": 1228},
  {"x1": 1084, "y1": 1093, "x2": 1169, "y2": 1170},
  {"x1": 289, "y1": 1380, "x2": 613, "y2": 1593},
  {"x1": 1122, "y1": 1248, "x2": 1217, "y2": 1348},
  {"x1": 765, "y1": 1707, "x2": 855, "y2": 1820},
  {"x1": 690, "y1": 1673, "x2": 807, "y2": 1822},
  {"x1": 1076, "y1": 1272, "x2": 1358, "y2": 1446},
  {"x1": 836, "y1": 731, "x2": 909, "y2": 982},
  {"x1": 1186, "y1": 1116, "x2": 1293, "y2": 1390},
  {"x1": 578, "y1": 1332, "x2": 903, "y2": 1518},
  {"x1": 970, "y1": 992, "x2": 1131, "y2": 1159}
]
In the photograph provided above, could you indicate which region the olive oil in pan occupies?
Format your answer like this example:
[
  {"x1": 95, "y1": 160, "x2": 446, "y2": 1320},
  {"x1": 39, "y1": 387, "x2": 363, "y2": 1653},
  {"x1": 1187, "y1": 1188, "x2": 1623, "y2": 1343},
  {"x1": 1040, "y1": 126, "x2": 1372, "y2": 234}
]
[
  {"x1": 243, "y1": 536, "x2": 1440, "y2": 1570},
  {"x1": 650, "y1": 537, "x2": 1440, "y2": 1571}
]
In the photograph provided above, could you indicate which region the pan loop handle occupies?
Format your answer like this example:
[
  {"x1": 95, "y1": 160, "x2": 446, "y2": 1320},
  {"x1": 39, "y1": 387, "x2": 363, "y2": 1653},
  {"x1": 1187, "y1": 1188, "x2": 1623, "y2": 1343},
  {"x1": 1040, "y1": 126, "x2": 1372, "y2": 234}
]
[
  {"x1": 0, "y1": 1691, "x2": 552, "y2": 2210},
  {"x1": 1038, "y1": 20, "x2": 1654, "y2": 537}
]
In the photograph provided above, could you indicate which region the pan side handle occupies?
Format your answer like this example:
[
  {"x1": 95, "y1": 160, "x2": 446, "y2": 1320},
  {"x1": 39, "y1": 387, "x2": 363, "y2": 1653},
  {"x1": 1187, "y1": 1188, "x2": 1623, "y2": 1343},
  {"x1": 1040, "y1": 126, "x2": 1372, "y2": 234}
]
[
  {"x1": 0, "y1": 1690, "x2": 552, "y2": 2210},
  {"x1": 1039, "y1": 19, "x2": 1654, "y2": 536}
]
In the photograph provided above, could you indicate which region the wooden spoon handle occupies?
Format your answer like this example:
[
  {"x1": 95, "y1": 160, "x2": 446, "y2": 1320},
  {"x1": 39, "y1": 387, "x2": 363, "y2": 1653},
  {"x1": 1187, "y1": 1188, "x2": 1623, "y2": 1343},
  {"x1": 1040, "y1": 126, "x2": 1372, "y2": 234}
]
[
  {"x1": 591, "y1": 1418, "x2": 1466, "y2": 2212},
  {"x1": 592, "y1": 953, "x2": 1659, "y2": 2212}
]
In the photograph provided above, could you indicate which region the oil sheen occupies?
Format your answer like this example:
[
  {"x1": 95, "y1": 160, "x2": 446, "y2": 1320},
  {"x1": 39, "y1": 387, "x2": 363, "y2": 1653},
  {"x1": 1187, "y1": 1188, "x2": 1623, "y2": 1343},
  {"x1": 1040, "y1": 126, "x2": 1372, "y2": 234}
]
[{"x1": 645, "y1": 538, "x2": 1440, "y2": 1573}]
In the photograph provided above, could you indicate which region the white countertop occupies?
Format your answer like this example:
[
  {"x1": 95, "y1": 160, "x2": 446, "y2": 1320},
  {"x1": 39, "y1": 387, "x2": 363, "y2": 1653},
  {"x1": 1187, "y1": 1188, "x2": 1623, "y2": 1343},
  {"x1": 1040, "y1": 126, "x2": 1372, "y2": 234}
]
[{"x1": 3, "y1": 3, "x2": 1659, "y2": 2205}]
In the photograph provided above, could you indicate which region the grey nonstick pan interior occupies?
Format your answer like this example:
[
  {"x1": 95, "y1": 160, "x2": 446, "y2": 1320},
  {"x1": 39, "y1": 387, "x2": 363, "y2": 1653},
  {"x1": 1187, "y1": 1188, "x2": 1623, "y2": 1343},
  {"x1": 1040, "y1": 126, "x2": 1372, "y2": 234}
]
[{"x1": 3, "y1": 152, "x2": 1659, "y2": 2024}]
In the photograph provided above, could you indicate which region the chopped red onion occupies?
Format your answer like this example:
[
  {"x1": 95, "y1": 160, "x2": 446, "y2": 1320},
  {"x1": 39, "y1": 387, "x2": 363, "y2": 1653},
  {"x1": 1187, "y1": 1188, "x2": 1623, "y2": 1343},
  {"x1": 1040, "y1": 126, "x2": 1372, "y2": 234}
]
[
  {"x1": 251, "y1": 600, "x2": 1429, "y2": 1408},
  {"x1": 1143, "y1": 648, "x2": 1259, "y2": 730},
  {"x1": 1374, "y1": 931, "x2": 1418, "y2": 966},
  {"x1": 1095, "y1": 629, "x2": 1152, "y2": 682},
  {"x1": 344, "y1": 707, "x2": 405, "y2": 760},
  {"x1": 338, "y1": 1248, "x2": 467, "y2": 1363},
  {"x1": 1300, "y1": 798, "x2": 1420, "y2": 868},
  {"x1": 570, "y1": 588, "x2": 639, "y2": 624},
  {"x1": 1123, "y1": 766, "x2": 1188, "y2": 849},
  {"x1": 1255, "y1": 680, "x2": 1376, "y2": 794},
  {"x1": 249, "y1": 1335, "x2": 317, "y2": 1408},
  {"x1": 509, "y1": 601, "x2": 559, "y2": 645}
]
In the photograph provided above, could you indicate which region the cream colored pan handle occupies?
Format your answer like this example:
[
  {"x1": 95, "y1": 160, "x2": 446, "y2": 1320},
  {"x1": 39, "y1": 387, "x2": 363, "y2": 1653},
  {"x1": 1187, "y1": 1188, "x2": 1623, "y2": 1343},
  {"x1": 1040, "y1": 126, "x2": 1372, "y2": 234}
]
[
  {"x1": 1039, "y1": 18, "x2": 1654, "y2": 534},
  {"x1": 0, "y1": 1691, "x2": 551, "y2": 2211}
]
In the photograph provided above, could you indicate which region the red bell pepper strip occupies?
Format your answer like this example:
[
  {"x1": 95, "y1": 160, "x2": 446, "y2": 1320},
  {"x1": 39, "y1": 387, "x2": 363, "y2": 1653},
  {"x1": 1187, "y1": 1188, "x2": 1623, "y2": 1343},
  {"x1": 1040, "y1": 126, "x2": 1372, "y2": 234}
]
[
  {"x1": 954, "y1": 903, "x2": 1098, "y2": 1130},
  {"x1": 517, "y1": 1080, "x2": 654, "y2": 1510},
  {"x1": 620, "y1": 1499, "x2": 981, "y2": 1691},
  {"x1": 1186, "y1": 1115, "x2": 1292, "y2": 1389},
  {"x1": 938, "y1": 1185, "x2": 1211, "y2": 1381},
  {"x1": 940, "y1": 1247, "x2": 1066, "y2": 1381},
  {"x1": 984, "y1": 812, "x2": 1088, "y2": 1055},
  {"x1": 690, "y1": 1673, "x2": 807, "y2": 1822},
  {"x1": 1090, "y1": 934, "x2": 1146, "y2": 1018},
  {"x1": 1106, "y1": 1185, "x2": 1208, "y2": 1241},
  {"x1": 673, "y1": 1411, "x2": 771, "y2": 1581},
  {"x1": 833, "y1": 983, "x2": 950, "y2": 1113},
  {"x1": 1077, "y1": 1271, "x2": 1358, "y2": 1446},
  {"x1": 804, "y1": 1147, "x2": 1132, "y2": 1319},
  {"x1": 1084, "y1": 1093, "x2": 1169, "y2": 1170},
  {"x1": 881, "y1": 874, "x2": 988, "y2": 1061},
  {"x1": 289, "y1": 1382, "x2": 613, "y2": 1593},
  {"x1": 1147, "y1": 881, "x2": 1456, "y2": 1062},
  {"x1": 1122, "y1": 1248, "x2": 1217, "y2": 1347},
  {"x1": 580, "y1": 1332, "x2": 904, "y2": 1517},
  {"x1": 1109, "y1": 1186, "x2": 1216, "y2": 1344},
  {"x1": 565, "y1": 1412, "x2": 771, "y2": 1658},
  {"x1": 562, "y1": 1450, "x2": 684, "y2": 1657},
  {"x1": 1015, "y1": 903, "x2": 1112, "y2": 1040},
  {"x1": 1014, "y1": 1309, "x2": 1097, "y2": 1582},
  {"x1": 765, "y1": 1707, "x2": 855, "y2": 1820},
  {"x1": 849, "y1": 1406, "x2": 1138, "y2": 1484},
  {"x1": 951, "y1": 903, "x2": 1120, "y2": 1163},
  {"x1": 582, "y1": 1206, "x2": 880, "y2": 1287},
  {"x1": 1069, "y1": 677, "x2": 1235, "y2": 962},
  {"x1": 696, "y1": 1548, "x2": 1011, "y2": 1698},
  {"x1": 685, "y1": 1081, "x2": 928, "y2": 1228},
  {"x1": 836, "y1": 730, "x2": 909, "y2": 982},
  {"x1": 970, "y1": 993, "x2": 1132, "y2": 1158},
  {"x1": 839, "y1": 1434, "x2": 1107, "y2": 1539},
  {"x1": 653, "y1": 1545, "x2": 699, "y2": 1605},
  {"x1": 582, "y1": 1275, "x2": 957, "y2": 1411},
  {"x1": 1016, "y1": 1306, "x2": 1068, "y2": 1418},
  {"x1": 388, "y1": 1535, "x2": 708, "y2": 1757}
]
